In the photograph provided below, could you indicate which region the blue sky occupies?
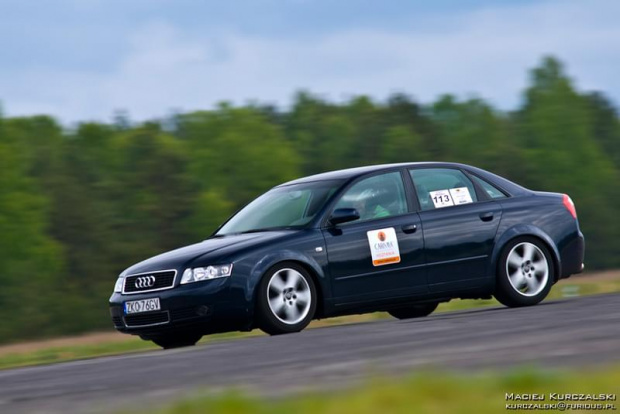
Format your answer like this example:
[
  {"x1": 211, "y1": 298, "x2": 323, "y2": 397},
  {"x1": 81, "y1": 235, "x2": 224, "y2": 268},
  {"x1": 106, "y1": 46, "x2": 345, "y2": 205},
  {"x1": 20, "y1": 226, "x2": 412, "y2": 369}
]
[{"x1": 0, "y1": 0, "x2": 618, "y2": 123}]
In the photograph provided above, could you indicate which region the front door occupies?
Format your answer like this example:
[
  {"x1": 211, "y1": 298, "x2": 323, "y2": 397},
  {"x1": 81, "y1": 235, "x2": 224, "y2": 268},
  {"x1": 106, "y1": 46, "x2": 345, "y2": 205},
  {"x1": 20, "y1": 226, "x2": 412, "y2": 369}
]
[{"x1": 322, "y1": 171, "x2": 426, "y2": 304}]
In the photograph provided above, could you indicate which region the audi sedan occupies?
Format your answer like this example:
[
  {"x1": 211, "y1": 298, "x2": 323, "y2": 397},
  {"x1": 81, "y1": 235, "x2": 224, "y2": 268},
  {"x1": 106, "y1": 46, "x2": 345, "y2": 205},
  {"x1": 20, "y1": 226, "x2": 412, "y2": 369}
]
[{"x1": 109, "y1": 162, "x2": 585, "y2": 348}]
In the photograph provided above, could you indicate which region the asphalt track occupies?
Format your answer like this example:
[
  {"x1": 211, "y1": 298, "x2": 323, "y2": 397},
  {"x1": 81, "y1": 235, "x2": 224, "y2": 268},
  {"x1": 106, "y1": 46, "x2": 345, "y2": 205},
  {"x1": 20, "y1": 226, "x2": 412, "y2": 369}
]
[{"x1": 1, "y1": 293, "x2": 619, "y2": 413}]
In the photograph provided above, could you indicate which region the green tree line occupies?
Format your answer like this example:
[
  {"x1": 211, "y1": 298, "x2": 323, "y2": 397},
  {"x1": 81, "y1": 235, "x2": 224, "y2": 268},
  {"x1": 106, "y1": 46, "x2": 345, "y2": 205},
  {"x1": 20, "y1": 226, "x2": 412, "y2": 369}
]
[{"x1": 0, "y1": 57, "x2": 619, "y2": 343}]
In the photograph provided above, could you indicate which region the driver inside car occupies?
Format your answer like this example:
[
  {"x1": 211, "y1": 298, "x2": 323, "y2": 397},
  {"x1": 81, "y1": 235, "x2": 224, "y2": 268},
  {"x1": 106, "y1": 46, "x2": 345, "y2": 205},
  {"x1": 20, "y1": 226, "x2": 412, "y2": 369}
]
[{"x1": 354, "y1": 189, "x2": 391, "y2": 220}]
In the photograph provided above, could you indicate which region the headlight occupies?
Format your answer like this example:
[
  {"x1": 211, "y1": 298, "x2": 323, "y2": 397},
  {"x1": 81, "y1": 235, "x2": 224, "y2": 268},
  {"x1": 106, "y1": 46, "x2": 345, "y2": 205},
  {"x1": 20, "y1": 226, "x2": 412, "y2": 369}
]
[
  {"x1": 181, "y1": 264, "x2": 233, "y2": 284},
  {"x1": 113, "y1": 277, "x2": 125, "y2": 293}
]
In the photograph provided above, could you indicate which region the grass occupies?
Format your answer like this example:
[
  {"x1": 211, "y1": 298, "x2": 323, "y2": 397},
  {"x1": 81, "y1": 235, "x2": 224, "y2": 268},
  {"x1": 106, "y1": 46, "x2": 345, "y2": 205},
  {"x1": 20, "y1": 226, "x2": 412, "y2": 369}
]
[
  {"x1": 0, "y1": 339, "x2": 157, "y2": 370},
  {"x1": 145, "y1": 365, "x2": 620, "y2": 414},
  {"x1": 0, "y1": 331, "x2": 257, "y2": 370},
  {"x1": 0, "y1": 271, "x2": 618, "y2": 371}
]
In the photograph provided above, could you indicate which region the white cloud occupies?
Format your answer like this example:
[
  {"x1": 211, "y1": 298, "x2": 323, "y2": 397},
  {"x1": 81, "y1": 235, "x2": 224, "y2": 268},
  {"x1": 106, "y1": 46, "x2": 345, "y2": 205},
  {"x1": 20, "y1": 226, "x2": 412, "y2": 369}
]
[{"x1": 3, "y1": 0, "x2": 620, "y2": 122}]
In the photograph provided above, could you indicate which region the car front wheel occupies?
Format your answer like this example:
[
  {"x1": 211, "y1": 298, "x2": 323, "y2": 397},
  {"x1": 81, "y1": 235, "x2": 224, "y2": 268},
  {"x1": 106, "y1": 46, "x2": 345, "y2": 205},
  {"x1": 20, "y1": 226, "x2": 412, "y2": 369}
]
[
  {"x1": 494, "y1": 237, "x2": 554, "y2": 307},
  {"x1": 256, "y1": 263, "x2": 317, "y2": 335}
]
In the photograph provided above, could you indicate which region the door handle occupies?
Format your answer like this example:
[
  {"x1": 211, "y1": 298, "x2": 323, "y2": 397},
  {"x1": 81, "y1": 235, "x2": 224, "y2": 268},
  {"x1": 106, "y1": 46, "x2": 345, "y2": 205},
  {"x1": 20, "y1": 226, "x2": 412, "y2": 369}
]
[
  {"x1": 479, "y1": 212, "x2": 494, "y2": 222},
  {"x1": 402, "y1": 224, "x2": 418, "y2": 234}
]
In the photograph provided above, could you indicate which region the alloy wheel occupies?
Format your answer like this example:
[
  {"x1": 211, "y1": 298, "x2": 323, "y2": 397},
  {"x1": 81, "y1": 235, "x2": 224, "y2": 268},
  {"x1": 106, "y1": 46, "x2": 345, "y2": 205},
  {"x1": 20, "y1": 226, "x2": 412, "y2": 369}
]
[
  {"x1": 505, "y1": 242, "x2": 549, "y2": 297},
  {"x1": 266, "y1": 268, "x2": 312, "y2": 325}
]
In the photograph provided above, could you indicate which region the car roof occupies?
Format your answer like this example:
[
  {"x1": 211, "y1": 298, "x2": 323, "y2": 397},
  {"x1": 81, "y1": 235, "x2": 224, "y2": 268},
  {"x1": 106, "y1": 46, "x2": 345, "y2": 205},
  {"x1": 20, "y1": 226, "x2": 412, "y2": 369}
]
[{"x1": 278, "y1": 162, "x2": 471, "y2": 186}]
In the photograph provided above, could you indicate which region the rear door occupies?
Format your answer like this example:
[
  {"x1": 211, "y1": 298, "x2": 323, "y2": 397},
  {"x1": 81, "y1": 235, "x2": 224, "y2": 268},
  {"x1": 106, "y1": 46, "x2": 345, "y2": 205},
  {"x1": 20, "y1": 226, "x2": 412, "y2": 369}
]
[
  {"x1": 408, "y1": 167, "x2": 502, "y2": 292},
  {"x1": 322, "y1": 170, "x2": 427, "y2": 304}
]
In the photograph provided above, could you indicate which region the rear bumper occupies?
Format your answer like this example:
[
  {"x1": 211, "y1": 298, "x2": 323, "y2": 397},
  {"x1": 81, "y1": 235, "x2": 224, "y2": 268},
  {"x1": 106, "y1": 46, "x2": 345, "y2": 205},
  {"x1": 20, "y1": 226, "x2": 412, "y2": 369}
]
[
  {"x1": 559, "y1": 231, "x2": 585, "y2": 279},
  {"x1": 109, "y1": 278, "x2": 251, "y2": 337}
]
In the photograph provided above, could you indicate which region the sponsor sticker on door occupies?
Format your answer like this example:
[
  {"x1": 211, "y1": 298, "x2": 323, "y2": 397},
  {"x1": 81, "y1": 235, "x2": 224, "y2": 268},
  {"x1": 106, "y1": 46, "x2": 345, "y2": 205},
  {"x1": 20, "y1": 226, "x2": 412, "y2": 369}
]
[{"x1": 367, "y1": 227, "x2": 401, "y2": 266}]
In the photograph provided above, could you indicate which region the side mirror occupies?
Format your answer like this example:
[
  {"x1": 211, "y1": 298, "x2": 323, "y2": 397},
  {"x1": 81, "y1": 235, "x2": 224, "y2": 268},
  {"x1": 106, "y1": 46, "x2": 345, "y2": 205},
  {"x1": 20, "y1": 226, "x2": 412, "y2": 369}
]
[{"x1": 328, "y1": 208, "x2": 360, "y2": 226}]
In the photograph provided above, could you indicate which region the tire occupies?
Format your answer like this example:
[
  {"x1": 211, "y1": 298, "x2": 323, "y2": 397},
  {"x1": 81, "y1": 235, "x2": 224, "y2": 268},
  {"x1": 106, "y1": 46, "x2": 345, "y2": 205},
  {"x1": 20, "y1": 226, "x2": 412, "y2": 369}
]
[
  {"x1": 388, "y1": 302, "x2": 438, "y2": 320},
  {"x1": 149, "y1": 332, "x2": 202, "y2": 349},
  {"x1": 256, "y1": 262, "x2": 317, "y2": 336},
  {"x1": 494, "y1": 237, "x2": 554, "y2": 308}
]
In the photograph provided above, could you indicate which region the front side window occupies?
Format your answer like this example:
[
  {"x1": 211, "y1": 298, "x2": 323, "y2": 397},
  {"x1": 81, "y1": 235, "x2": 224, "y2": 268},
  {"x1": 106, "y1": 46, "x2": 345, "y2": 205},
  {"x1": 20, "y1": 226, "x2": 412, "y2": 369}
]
[
  {"x1": 333, "y1": 172, "x2": 407, "y2": 222},
  {"x1": 410, "y1": 168, "x2": 478, "y2": 211},
  {"x1": 216, "y1": 180, "x2": 342, "y2": 235}
]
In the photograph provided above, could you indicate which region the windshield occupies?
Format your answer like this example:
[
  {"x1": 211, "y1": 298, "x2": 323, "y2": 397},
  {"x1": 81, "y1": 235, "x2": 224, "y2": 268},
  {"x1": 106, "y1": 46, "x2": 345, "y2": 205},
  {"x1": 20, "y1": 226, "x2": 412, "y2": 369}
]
[{"x1": 215, "y1": 180, "x2": 343, "y2": 235}]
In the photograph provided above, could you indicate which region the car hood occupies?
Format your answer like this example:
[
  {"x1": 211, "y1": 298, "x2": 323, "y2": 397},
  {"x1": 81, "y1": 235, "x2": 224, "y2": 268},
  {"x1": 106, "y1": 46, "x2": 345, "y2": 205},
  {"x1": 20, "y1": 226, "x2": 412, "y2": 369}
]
[{"x1": 123, "y1": 231, "x2": 295, "y2": 275}]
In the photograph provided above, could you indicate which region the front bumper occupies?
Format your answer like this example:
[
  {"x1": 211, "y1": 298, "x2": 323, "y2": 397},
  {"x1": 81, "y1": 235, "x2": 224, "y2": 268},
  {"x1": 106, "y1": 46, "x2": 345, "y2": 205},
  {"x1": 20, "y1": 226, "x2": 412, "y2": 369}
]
[{"x1": 109, "y1": 277, "x2": 251, "y2": 336}]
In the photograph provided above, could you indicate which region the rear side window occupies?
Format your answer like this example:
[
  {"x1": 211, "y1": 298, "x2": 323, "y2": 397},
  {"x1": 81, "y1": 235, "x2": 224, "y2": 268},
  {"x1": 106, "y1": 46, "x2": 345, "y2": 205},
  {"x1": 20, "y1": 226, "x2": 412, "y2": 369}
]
[
  {"x1": 470, "y1": 175, "x2": 507, "y2": 199},
  {"x1": 409, "y1": 168, "x2": 478, "y2": 211}
]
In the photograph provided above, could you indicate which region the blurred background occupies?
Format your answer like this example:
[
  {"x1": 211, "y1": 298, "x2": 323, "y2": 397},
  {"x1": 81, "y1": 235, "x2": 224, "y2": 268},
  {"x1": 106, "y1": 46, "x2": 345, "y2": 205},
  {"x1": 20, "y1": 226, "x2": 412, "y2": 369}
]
[{"x1": 0, "y1": 0, "x2": 619, "y2": 344}]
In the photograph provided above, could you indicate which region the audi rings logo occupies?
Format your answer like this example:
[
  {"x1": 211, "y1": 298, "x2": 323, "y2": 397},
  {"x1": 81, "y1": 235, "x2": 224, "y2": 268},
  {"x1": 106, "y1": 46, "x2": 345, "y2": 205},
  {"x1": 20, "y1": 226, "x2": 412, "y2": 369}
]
[{"x1": 135, "y1": 276, "x2": 156, "y2": 289}]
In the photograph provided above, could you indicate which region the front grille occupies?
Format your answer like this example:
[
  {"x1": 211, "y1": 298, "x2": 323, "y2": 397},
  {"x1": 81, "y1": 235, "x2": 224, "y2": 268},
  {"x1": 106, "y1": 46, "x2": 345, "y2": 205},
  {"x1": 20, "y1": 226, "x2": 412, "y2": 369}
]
[
  {"x1": 112, "y1": 316, "x2": 123, "y2": 328},
  {"x1": 123, "y1": 270, "x2": 176, "y2": 294},
  {"x1": 124, "y1": 311, "x2": 170, "y2": 327}
]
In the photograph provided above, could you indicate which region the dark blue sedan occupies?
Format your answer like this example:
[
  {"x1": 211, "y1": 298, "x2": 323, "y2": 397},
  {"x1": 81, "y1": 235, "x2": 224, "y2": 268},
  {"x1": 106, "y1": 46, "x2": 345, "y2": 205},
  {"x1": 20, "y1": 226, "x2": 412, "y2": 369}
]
[{"x1": 109, "y1": 163, "x2": 585, "y2": 348}]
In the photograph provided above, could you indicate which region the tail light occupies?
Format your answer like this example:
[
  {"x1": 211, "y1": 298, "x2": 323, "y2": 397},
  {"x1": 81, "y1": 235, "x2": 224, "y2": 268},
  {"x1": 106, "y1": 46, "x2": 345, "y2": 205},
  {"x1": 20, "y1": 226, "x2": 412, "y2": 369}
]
[{"x1": 563, "y1": 194, "x2": 577, "y2": 219}]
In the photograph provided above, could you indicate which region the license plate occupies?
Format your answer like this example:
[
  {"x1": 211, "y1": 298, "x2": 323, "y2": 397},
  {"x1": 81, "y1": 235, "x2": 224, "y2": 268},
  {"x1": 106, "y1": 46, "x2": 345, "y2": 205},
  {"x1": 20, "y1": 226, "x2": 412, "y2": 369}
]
[{"x1": 124, "y1": 298, "x2": 161, "y2": 314}]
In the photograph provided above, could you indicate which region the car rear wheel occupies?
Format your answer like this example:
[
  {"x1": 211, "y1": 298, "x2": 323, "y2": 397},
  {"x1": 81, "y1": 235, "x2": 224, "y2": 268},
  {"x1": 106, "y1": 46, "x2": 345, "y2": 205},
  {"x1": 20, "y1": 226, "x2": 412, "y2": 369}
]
[
  {"x1": 388, "y1": 302, "x2": 438, "y2": 320},
  {"x1": 149, "y1": 332, "x2": 202, "y2": 349},
  {"x1": 495, "y1": 237, "x2": 554, "y2": 307},
  {"x1": 256, "y1": 263, "x2": 317, "y2": 335}
]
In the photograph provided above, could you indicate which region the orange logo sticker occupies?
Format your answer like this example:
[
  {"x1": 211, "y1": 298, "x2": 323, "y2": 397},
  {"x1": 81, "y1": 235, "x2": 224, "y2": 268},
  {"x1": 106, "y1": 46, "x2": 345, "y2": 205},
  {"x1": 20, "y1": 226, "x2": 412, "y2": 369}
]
[{"x1": 367, "y1": 228, "x2": 401, "y2": 267}]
